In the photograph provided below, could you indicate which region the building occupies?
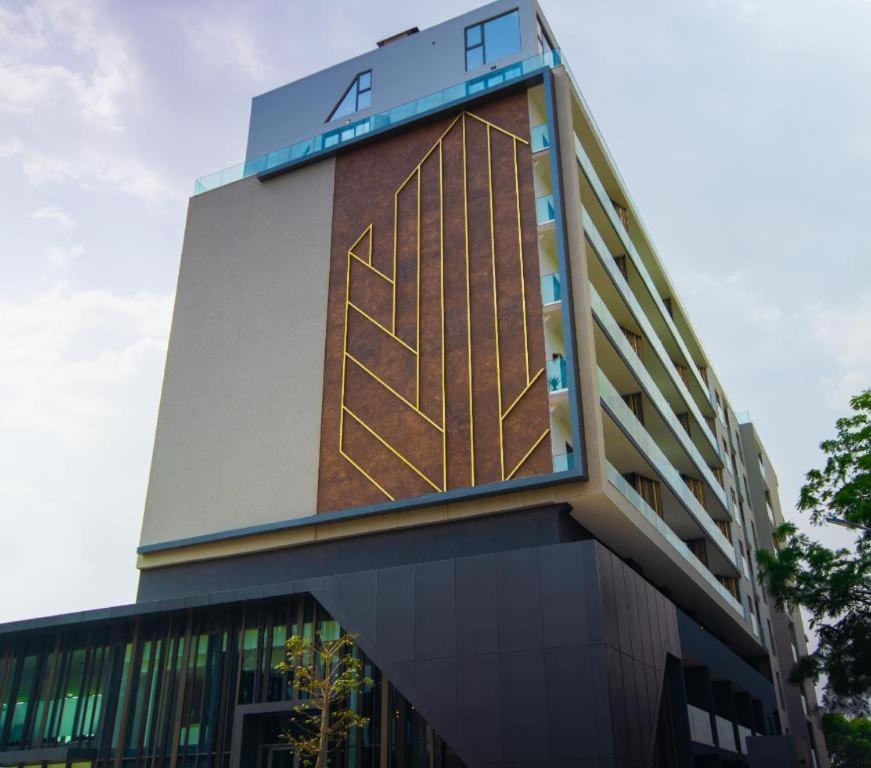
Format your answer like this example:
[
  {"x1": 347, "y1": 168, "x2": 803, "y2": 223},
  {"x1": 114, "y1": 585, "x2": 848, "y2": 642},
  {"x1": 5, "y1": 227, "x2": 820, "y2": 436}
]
[{"x1": 0, "y1": 2, "x2": 829, "y2": 767}]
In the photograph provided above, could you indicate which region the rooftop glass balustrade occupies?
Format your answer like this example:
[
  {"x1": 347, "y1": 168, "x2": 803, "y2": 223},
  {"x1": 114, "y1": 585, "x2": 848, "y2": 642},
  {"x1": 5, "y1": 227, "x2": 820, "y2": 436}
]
[{"x1": 194, "y1": 50, "x2": 562, "y2": 195}]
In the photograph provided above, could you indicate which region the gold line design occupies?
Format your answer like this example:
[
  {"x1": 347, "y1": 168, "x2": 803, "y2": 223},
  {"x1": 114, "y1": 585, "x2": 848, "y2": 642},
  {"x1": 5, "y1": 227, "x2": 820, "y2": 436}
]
[{"x1": 338, "y1": 110, "x2": 548, "y2": 500}]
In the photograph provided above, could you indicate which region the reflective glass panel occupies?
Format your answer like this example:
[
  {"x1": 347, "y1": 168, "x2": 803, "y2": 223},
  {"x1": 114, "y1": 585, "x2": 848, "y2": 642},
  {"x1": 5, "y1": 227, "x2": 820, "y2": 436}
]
[
  {"x1": 483, "y1": 10, "x2": 521, "y2": 62},
  {"x1": 465, "y1": 46, "x2": 484, "y2": 71}
]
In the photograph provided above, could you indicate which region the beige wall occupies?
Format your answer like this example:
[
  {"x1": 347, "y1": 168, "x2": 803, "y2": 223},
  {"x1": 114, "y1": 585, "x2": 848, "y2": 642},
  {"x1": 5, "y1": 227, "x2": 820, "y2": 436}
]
[{"x1": 139, "y1": 161, "x2": 336, "y2": 548}]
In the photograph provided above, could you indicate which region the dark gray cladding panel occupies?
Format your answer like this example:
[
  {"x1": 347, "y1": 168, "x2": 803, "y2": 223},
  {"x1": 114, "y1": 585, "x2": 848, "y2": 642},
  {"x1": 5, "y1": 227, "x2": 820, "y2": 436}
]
[
  {"x1": 136, "y1": 503, "x2": 582, "y2": 603},
  {"x1": 305, "y1": 539, "x2": 681, "y2": 768}
]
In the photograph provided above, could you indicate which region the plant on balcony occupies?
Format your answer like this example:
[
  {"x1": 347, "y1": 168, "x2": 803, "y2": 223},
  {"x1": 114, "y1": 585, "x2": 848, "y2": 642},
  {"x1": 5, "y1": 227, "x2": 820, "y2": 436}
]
[
  {"x1": 279, "y1": 632, "x2": 373, "y2": 768},
  {"x1": 757, "y1": 390, "x2": 871, "y2": 715},
  {"x1": 549, "y1": 375, "x2": 561, "y2": 392}
]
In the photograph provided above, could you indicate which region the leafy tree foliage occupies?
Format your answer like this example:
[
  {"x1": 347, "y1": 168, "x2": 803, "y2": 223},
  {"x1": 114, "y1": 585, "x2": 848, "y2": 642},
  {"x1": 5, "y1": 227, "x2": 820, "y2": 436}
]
[
  {"x1": 821, "y1": 713, "x2": 871, "y2": 768},
  {"x1": 756, "y1": 390, "x2": 871, "y2": 714},
  {"x1": 278, "y1": 632, "x2": 373, "y2": 768}
]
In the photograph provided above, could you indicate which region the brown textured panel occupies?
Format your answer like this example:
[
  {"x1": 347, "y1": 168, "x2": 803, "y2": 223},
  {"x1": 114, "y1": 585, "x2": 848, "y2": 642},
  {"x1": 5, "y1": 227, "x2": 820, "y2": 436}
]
[{"x1": 317, "y1": 90, "x2": 551, "y2": 513}]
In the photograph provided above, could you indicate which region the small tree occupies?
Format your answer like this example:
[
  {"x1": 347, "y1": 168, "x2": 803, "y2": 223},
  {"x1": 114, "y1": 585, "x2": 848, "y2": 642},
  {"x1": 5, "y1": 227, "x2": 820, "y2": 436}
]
[
  {"x1": 756, "y1": 390, "x2": 871, "y2": 713},
  {"x1": 821, "y1": 713, "x2": 871, "y2": 768},
  {"x1": 278, "y1": 632, "x2": 373, "y2": 768}
]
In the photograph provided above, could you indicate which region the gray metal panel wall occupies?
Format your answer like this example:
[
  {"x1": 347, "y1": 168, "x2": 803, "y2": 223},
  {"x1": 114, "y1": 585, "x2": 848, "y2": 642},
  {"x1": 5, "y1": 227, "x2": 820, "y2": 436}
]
[{"x1": 306, "y1": 538, "x2": 681, "y2": 768}]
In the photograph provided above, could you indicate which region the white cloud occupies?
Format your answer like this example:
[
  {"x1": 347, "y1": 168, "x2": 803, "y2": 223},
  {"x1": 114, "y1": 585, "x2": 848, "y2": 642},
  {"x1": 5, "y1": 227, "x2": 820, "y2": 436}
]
[
  {"x1": 0, "y1": 138, "x2": 182, "y2": 204},
  {"x1": 0, "y1": 0, "x2": 137, "y2": 130},
  {"x1": 806, "y1": 296, "x2": 871, "y2": 407},
  {"x1": 0, "y1": 285, "x2": 173, "y2": 621},
  {"x1": 45, "y1": 243, "x2": 84, "y2": 267},
  {"x1": 32, "y1": 204, "x2": 75, "y2": 229}
]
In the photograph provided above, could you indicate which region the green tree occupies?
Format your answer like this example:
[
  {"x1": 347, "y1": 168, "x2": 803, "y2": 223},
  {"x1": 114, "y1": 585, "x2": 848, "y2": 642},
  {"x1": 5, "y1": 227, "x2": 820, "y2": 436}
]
[
  {"x1": 278, "y1": 632, "x2": 373, "y2": 768},
  {"x1": 756, "y1": 390, "x2": 871, "y2": 713},
  {"x1": 821, "y1": 713, "x2": 871, "y2": 768}
]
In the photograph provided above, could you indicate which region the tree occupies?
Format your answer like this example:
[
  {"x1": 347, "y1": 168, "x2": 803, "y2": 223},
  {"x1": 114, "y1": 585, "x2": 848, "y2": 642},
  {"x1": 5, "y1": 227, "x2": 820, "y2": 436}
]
[
  {"x1": 756, "y1": 390, "x2": 871, "y2": 713},
  {"x1": 278, "y1": 632, "x2": 373, "y2": 768},
  {"x1": 821, "y1": 713, "x2": 871, "y2": 768}
]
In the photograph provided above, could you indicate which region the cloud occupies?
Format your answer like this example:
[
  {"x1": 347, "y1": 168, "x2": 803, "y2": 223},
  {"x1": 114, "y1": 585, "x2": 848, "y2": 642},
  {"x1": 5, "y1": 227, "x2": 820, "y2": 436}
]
[
  {"x1": 1, "y1": 137, "x2": 182, "y2": 204},
  {"x1": 0, "y1": 0, "x2": 137, "y2": 130},
  {"x1": 45, "y1": 243, "x2": 84, "y2": 267},
  {"x1": 0, "y1": 284, "x2": 173, "y2": 621},
  {"x1": 806, "y1": 296, "x2": 871, "y2": 408},
  {"x1": 32, "y1": 204, "x2": 75, "y2": 229}
]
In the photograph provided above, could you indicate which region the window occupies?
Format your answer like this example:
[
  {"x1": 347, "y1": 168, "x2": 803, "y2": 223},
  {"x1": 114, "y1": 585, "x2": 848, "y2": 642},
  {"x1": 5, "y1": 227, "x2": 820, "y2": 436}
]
[
  {"x1": 327, "y1": 70, "x2": 372, "y2": 122},
  {"x1": 465, "y1": 10, "x2": 521, "y2": 71},
  {"x1": 536, "y1": 17, "x2": 553, "y2": 55}
]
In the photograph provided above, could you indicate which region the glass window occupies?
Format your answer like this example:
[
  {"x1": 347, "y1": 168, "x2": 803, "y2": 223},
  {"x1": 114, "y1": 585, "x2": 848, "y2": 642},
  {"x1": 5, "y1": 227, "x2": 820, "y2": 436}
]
[
  {"x1": 536, "y1": 17, "x2": 553, "y2": 54},
  {"x1": 328, "y1": 70, "x2": 373, "y2": 121},
  {"x1": 464, "y1": 10, "x2": 521, "y2": 71}
]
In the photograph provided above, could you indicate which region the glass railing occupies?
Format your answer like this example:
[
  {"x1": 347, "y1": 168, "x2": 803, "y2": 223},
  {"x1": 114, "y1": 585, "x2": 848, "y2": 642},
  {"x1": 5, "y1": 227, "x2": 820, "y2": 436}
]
[
  {"x1": 607, "y1": 462, "x2": 743, "y2": 615},
  {"x1": 531, "y1": 123, "x2": 550, "y2": 153},
  {"x1": 574, "y1": 136, "x2": 712, "y2": 408},
  {"x1": 589, "y1": 282, "x2": 730, "y2": 516},
  {"x1": 546, "y1": 356, "x2": 567, "y2": 392},
  {"x1": 553, "y1": 452, "x2": 575, "y2": 473},
  {"x1": 598, "y1": 369, "x2": 737, "y2": 566},
  {"x1": 583, "y1": 212, "x2": 721, "y2": 461},
  {"x1": 687, "y1": 705, "x2": 714, "y2": 746},
  {"x1": 716, "y1": 716, "x2": 737, "y2": 752},
  {"x1": 541, "y1": 273, "x2": 561, "y2": 304},
  {"x1": 535, "y1": 194, "x2": 555, "y2": 225},
  {"x1": 737, "y1": 725, "x2": 752, "y2": 755},
  {"x1": 194, "y1": 49, "x2": 563, "y2": 194}
]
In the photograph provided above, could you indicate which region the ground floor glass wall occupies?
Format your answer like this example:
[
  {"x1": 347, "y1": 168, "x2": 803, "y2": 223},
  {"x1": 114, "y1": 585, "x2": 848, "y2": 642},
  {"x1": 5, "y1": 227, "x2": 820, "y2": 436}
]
[{"x1": 0, "y1": 596, "x2": 463, "y2": 768}]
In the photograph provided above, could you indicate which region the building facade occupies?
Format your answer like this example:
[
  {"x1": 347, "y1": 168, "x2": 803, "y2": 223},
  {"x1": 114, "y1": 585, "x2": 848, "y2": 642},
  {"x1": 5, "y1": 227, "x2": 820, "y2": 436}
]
[{"x1": 0, "y1": 3, "x2": 828, "y2": 767}]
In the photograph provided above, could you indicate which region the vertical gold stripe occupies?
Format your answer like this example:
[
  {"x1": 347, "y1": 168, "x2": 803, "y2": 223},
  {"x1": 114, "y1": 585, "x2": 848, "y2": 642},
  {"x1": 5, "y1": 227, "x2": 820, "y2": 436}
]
[
  {"x1": 392, "y1": 187, "x2": 398, "y2": 334},
  {"x1": 487, "y1": 127, "x2": 505, "y2": 480},
  {"x1": 416, "y1": 166, "x2": 421, "y2": 407},
  {"x1": 439, "y1": 140, "x2": 447, "y2": 492},
  {"x1": 339, "y1": 253, "x2": 352, "y2": 451},
  {"x1": 513, "y1": 138, "x2": 530, "y2": 383},
  {"x1": 462, "y1": 114, "x2": 475, "y2": 486}
]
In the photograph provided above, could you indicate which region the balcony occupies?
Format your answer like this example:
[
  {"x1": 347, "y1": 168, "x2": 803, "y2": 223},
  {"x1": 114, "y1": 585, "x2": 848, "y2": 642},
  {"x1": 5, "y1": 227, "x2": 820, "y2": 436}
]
[
  {"x1": 584, "y1": 211, "x2": 721, "y2": 463},
  {"x1": 607, "y1": 463, "x2": 743, "y2": 615},
  {"x1": 531, "y1": 123, "x2": 550, "y2": 153},
  {"x1": 546, "y1": 356, "x2": 568, "y2": 393},
  {"x1": 536, "y1": 194, "x2": 555, "y2": 225},
  {"x1": 599, "y1": 369, "x2": 737, "y2": 569},
  {"x1": 574, "y1": 136, "x2": 712, "y2": 414},
  {"x1": 590, "y1": 282, "x2": 731, "y2": 518},
  {"x1": 194, "y1": 49, "x2": 563, "y2": 194},
  {"x1": 540, "y1": 273, "x2": 561, "y2": 306},
  {"x1": 553, "y1": 452, "x2": 575, "y2": 473}
]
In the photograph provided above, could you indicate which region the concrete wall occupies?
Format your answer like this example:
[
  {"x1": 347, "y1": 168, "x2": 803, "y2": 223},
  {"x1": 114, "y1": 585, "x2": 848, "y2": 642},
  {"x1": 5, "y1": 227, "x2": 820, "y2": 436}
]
[
  {"x1": 139, "y1": 161, "x2": 335, "y2": 549},
  {"x1": 245, "y1": 0, "x2": 559, "y2": 159}
]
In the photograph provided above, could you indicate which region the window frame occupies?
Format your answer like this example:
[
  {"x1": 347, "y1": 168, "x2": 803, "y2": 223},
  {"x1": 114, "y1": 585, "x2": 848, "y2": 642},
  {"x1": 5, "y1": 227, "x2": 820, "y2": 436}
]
[
  {"x1": 327, "y1": 69, "x2": 373, "y2": 122},
  {"x1": 464, "y1": 8, "x2": 521, "y2": 72}
]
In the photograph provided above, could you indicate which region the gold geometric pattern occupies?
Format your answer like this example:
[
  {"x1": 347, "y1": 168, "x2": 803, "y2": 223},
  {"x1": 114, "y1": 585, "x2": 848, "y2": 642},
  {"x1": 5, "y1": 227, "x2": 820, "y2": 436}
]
[{"x1": 338, "y1": 110, "x2": 548, "y2": 501}]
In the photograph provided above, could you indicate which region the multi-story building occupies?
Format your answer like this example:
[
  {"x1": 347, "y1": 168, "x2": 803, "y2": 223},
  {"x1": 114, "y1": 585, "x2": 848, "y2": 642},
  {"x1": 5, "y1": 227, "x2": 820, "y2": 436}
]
[{"x1": 0, "y1": 3, "x2": 828, "y2": 767}]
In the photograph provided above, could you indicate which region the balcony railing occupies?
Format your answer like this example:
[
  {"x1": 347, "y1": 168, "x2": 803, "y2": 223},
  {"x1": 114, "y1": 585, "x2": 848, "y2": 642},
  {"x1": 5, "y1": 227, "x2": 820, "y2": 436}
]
[
  {"x1": 589, "y1": 283, "x2": 730, "y2": 516},
  {"x1": 574, "y1": 137, "x2": 712, "y2": 409},
  {"x1": 607, "y1": 462, "x2": 743, "y2": 616},
  {"x1": 584, "y1": 212, "x2": 721, "y2": 461},
  {"x1": 546, "y1": 356, "x2": 567, "y2": 392},
  {"x1": 535, "y1": 194, "x2": 555, "y2": 225},
  {"x1": 541, "y1": 273, "x2": 561, "y2": 305},
  {"x1": 531, "y1": 123, "x2": 550, "y2": 153},
  {"x1": 194, "y1": 50, "x2": 563, "y2": 195},
  {"x1": 553, "y1": 452, "x2": 575, "y2": 473},
  {"x1": 687, "y1": 705, "x2": 714, "y2": 746},
  {"x1": 716, "y1": 716, "x2": 737, "y2": 752},
  {"x1": 599, "y1": 369, "x2": 737, "y2": 567}
]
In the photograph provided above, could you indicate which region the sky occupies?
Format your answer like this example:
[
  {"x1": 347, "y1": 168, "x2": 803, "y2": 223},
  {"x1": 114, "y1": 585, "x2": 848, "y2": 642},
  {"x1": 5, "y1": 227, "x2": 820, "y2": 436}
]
[{"x1": 0, "y1": 0, "x2": 869, "y2": 625}]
